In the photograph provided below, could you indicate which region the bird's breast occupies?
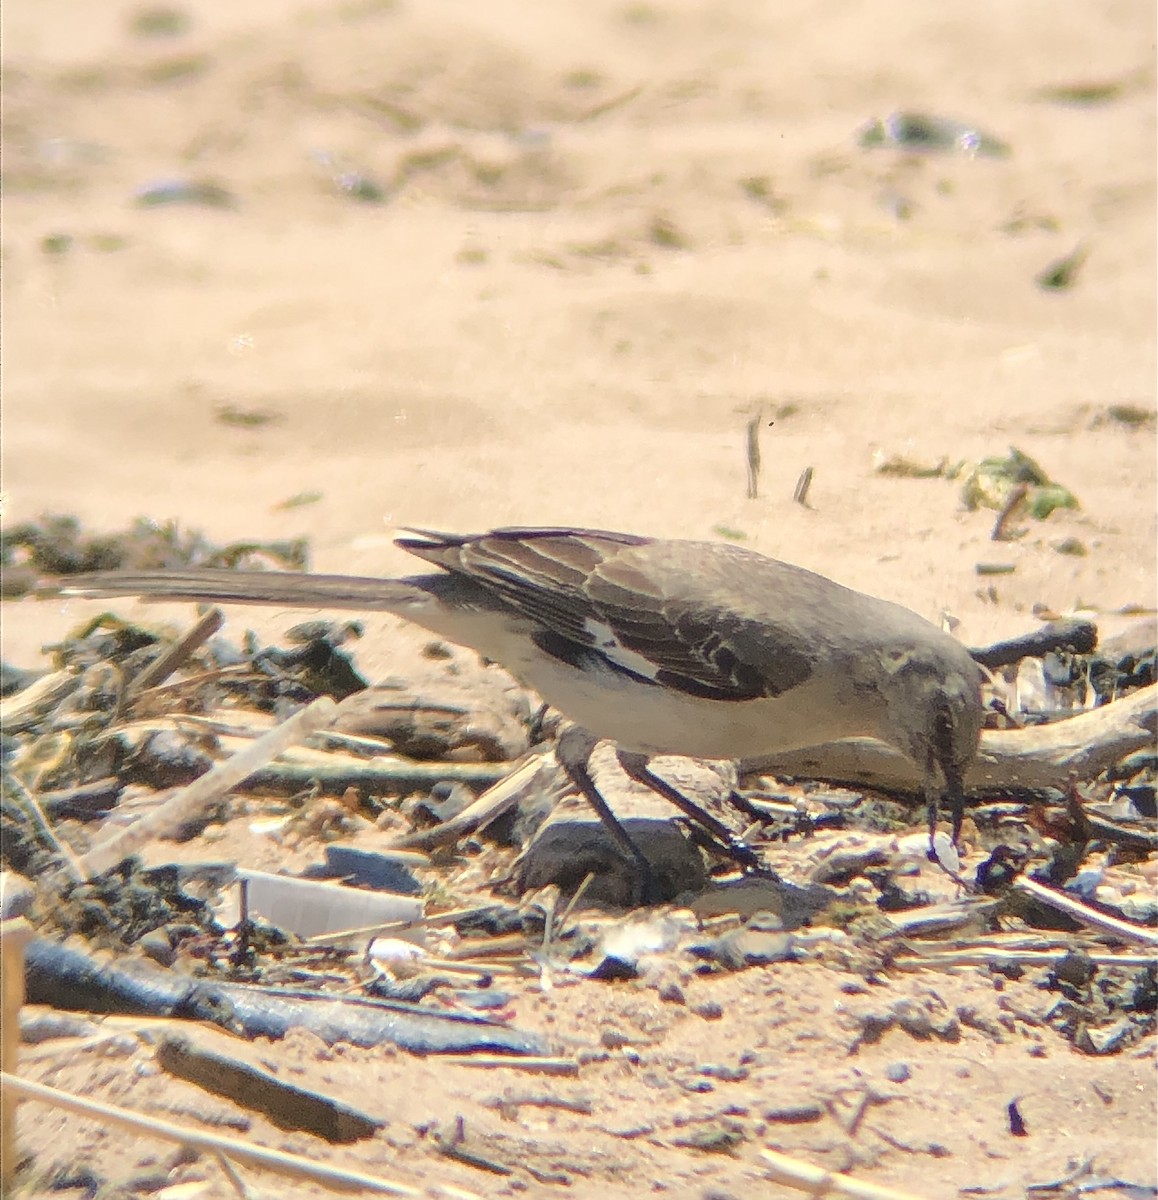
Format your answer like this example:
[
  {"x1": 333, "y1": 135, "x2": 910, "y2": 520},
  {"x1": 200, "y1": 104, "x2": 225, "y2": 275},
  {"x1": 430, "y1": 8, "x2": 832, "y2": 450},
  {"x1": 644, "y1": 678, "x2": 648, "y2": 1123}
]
[{"x1": 514, "y1": 644, "x2": 878, "y2": 760}]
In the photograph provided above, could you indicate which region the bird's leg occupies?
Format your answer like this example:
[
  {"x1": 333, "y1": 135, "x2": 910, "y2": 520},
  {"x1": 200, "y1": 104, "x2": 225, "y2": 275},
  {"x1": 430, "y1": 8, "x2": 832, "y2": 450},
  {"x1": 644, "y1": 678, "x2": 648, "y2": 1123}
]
[
  {"x1": 615, "y1": 750, "x2": 766, "y2": 875},
  {"x1": 925, "y1": 771, "x2": 941, "y2": 861},
  {"x1": 554, "y1": 728, "x2": 655, "y2": 905},
  {"x1": 945, "y1": 765, "x2": 966, "y2": 846},
  {"x1": 925, "y1": 760, "x2": 970, "y2": 885},
  {"x1": 926, "y1": 751, "x2": 968, "y2": 850}
]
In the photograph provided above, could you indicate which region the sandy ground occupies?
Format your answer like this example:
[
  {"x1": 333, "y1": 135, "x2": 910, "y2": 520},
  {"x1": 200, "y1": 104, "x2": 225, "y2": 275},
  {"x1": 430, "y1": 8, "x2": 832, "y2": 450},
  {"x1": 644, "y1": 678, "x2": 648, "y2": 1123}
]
[{"x1": 2, "y1": 1, "x2": 1156, "y2": 1197}]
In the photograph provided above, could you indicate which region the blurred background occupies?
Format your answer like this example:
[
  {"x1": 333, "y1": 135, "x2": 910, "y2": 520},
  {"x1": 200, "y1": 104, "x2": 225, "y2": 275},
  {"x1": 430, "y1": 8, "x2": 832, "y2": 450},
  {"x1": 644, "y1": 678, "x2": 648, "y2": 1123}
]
[{"x1": 3, "y1": 0, "x2": 1155, "y2": 658}]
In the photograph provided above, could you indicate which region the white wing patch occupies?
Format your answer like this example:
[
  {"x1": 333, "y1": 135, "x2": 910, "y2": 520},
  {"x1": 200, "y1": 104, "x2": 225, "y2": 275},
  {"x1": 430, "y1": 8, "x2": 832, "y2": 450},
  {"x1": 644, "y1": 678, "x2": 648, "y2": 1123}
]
[{"x1": 583, "y1": 618, "x2": 661, "y2": 682}]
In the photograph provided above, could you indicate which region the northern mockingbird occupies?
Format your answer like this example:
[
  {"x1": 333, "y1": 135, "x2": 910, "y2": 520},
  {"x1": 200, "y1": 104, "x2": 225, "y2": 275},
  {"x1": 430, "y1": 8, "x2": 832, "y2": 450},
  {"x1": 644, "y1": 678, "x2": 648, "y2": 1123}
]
[{"x1": 52, "y1": 527, "x2": 985, "y2": 886}]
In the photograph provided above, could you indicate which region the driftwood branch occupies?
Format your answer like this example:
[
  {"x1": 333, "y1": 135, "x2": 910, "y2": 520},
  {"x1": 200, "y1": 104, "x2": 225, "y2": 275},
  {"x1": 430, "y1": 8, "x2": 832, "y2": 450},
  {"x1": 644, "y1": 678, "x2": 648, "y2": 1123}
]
[
  {"x1": 968, "y1": 617, "x2": 1099, "y2": 670},
  {"x1": 742, "y1": 684, "x2": 1157, "y2": 796}
]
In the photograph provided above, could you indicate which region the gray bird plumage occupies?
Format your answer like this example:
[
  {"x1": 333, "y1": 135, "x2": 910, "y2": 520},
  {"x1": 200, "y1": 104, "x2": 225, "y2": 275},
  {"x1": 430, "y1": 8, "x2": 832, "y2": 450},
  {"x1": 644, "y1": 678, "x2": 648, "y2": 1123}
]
[{"x1": 51, "y1": 526, "x2": 985, "y2": 852}]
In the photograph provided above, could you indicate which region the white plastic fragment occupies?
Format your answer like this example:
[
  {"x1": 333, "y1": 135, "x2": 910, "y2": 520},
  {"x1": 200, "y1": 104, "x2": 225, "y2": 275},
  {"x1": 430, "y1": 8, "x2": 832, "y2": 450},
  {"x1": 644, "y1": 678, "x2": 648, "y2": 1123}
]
[{"x1": 237, "y1": 869, "x2": 424, "y2": 940}]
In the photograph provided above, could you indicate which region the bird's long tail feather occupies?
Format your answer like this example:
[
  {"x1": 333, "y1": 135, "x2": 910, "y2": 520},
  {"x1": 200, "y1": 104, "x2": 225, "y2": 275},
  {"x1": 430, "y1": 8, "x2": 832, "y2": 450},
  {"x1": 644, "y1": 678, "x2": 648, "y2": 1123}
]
[{"x1": 45, "y1": 570, "x2": 431, "y2": 613}]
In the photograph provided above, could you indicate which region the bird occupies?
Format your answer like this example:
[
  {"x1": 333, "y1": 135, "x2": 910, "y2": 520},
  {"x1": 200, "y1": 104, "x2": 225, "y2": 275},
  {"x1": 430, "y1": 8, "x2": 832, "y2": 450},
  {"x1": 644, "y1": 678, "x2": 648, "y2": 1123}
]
[{"x1": 50, "y1": 526, "x2": 985, "y2": 892}]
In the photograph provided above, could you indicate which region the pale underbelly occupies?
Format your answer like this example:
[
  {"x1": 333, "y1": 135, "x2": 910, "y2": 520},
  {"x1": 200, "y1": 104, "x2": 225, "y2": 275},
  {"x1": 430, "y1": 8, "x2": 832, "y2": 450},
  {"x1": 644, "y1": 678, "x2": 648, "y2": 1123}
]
[
  {"x1": 395, "y1": 601, "x2": 880, "y2": 761},
  {"x1": 512, "y1": 641, "x2": 874, "y2": 760}
]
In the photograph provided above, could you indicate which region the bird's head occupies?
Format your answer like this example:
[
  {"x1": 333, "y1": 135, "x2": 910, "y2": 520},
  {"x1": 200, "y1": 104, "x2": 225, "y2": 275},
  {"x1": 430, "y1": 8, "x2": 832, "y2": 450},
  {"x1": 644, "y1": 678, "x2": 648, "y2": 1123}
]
[{"x1": 877, "y1": 642, "x2": 985, "y2": 799}]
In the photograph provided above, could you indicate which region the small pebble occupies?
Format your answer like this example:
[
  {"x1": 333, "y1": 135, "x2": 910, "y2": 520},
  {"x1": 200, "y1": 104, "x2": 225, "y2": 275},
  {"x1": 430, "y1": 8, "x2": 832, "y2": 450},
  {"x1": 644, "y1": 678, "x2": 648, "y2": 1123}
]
[
  {"x1": 0, "y1": 871, "x2": 35, "y2": 920},
  {"x1": 1052, "y1": 951, "x2": 1097, "y2": 989},
  {"x1": 763, "y1": 1103, "x2": 823, "y2": 1124},
  {"x1": 133, "y1": 178, "x2": 234, "y2": 208},
  {"x1": 886, "y1": 1062, "x2": 912, "y2": 1083},
  {"x1": 138, "y1": 930, "x2": 176, "y2": 968},
  {"x1": 699, "y1": 1063, "x2": 749, "y2": 1082}
]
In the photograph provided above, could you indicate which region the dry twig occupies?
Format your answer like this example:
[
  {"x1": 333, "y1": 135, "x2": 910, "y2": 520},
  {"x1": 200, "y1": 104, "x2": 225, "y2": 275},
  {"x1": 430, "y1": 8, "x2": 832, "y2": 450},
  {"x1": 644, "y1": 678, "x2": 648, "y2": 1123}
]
[
  {"x1": 74, "y1": 697, "x2": 337, "y2": 880},
  {"x1": 761, "y1": 1147, "x2": 926, "y2": 1200},
  {"x1": 1, "y1": 1071, "x2": 438, "y2": 1197},
  {"x1": 1012, "y1": 877, "x2": 1158, "y2": 948}
]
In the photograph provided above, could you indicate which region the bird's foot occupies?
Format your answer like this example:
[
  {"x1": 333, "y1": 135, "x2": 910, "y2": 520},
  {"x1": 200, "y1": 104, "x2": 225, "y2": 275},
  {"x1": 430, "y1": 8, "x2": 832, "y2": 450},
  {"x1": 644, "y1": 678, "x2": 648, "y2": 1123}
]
[{"x1": 616, "y1": 750, "x2": 771, "y2": 877}]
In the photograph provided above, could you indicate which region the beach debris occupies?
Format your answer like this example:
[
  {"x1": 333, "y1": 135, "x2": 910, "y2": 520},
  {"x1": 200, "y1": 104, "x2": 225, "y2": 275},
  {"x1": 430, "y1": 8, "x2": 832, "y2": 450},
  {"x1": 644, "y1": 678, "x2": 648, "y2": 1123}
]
[
  {"x1": 1, "y1": 1070, "x2": 445, "y2": 1197},
  {"x1": 689, "y1": 913, "x2": 796, "y2": 972},
  {"x1": 231, "y1": 868, "x2": 423, "y2": 941},
  {"x1": 23, "y1": 937, "x2": 549, "y2": 1055},
  {"x1": 969, "y1": 617, "x2": 1098, "y2": 670},
  {"x1": 76, "y1": 697, "x2": 337, "y2": 881},
  {"x1": 5, "y1": 513, "x2": 306, "y2": 598},
  {"x1": 133, "y1": 178, "x2": 235, "y2": 208},
  {"x1": 739, "y1": 174, "x2": 787, "y2": 214},
  {"x1": 1092, "y1": 402, "x2": 1155, "y2": 429},
  {"x1": 333, "y1": 676, "x2": 533, "y2": 761},
  {"x1": 250, "y1": 619, "x2": 369, "y2": 699},
  {"x1": 745, "y1": 409, "x2": 763, "y2": 499},
  {"x1": 585, "y1": 911, "x2": 686, "y2": 979},
  {"x1": 1035, "y1": 79, "x2": 1125, "y2": 105},
  {"x1": 391, "y1": 754, "x2": 547, "y2": 853},
  {"x1": 39, "y1": 232, "x2": 74, "y2": 254},
  {"x1": 214, "y1": 403, "x2": 280, "y2": 428},
  {"x1": 517, "y1": 747, "x2": 737, "y2": 905},
  {"x1": 311, "y1": 845, "x2": 424, "y2": 894},
  {"x1": 128, "y1": 6, "x2": 192, "y2": 39},
  {"x1": 273, "y1": 489, "x2": 324, "y2": 510},
  {"x1": 156, "y1": 1030, "x2": 384, "y2": 1142},
  {"x1": 0, "y1": 873, "x2": 35, "y2": 921},
  {"x1": 646, "y1": 213, "x2": 689, "y2": 249},
  {"x1": 857, "y1": 112, "x2": 1010, "y2": 157},
  {"x1": 1037, "y1": 243, "x2": 1088, "y2": 291},
  {"x1": 311, "y1": 150, "x2": 388, "y2": 204},
  {"x1": 961, "y1": 447, "x2": 1079, "y2": 521},
  {"x1": 432, "y1": 1114, "x2": 513, "y2": 1176},
  {"x1": 990, "y1": 481, "x2": 1029, "y2": 541},
  {"x1": 872, "y1": 452, "x2": 959, "y2": 480}
]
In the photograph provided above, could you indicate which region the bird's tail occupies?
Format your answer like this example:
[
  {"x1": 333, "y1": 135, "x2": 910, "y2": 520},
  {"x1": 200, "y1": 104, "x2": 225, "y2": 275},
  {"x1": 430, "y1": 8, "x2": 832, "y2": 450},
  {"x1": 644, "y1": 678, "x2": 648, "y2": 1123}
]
[{"x1": 44, "y1": 570, "x2": 436, "y2": 614}]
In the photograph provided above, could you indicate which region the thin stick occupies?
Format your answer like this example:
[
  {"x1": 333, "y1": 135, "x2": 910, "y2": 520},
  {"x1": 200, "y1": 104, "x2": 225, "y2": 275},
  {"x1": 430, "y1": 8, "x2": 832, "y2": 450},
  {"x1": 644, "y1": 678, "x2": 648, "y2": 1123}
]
[
  {"x1": 991, "y1": 482, "x2": 1029, "y2": 541},
  {"x1": 436, "y1": 1055, "x2": 580, "y2": 1075},
  {"x1": 760, "y1": 1148, "x2": 927, "y2": 1200},
  {"x1": 5, "y1": 774, "x2": 84, "y2": 883},
  {"x1": 1012, "y1": 877, "x2": 1158, "y2": 947},
  {"x1": 74, "y1": 696, "x2": 337, "y2": 880},
  {"x1": 1, "y1": 1072, "x2": 452, "y2": 1197},
  {"x1": 215, "y1": 1152, "x2": 255, "y2": 1200},
  {"x1": 0, "y1": 670, "x2": 78, "y2": 735},
  {"x1": 745, "y1": 410, "x2": 763, "y2": 499},
  {"x1": 1, "y1": 920, "x2": 36, "y2": 1193},
  {"x1": 793, "y1": 466, "x2": 814, "y2": 507},
  {"x1": 303, "y1": 918, "x2": 425, "y2": 948},
  {"x1": 215, "y1": 739, "x2": 510, "y2": 793},
  {"x1": 898, "y1": 948, "x2": 1156, "y2": 970},
  {"x1": 127, "y1": 606, "x2": 225, "y2": 696}
]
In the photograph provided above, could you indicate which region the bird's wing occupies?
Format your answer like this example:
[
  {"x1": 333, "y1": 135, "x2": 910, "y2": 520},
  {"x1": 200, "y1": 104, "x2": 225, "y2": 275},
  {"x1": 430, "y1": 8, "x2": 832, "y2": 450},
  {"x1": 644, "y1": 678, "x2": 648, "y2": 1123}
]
[{"x1": 396, "y1": 527, "x2": 813, "y2": 701}]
